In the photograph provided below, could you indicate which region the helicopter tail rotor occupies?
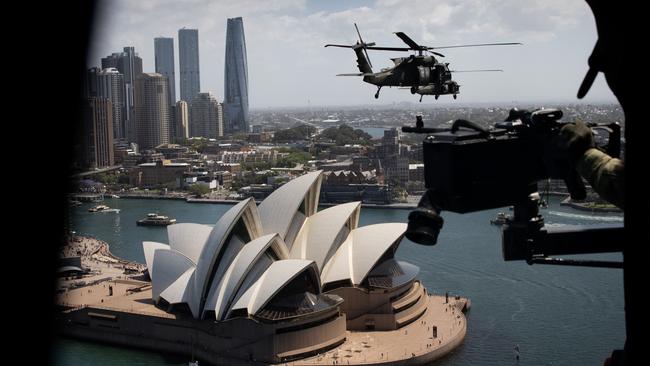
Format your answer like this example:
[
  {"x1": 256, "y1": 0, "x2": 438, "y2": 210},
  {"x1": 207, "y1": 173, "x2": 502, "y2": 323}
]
[{"x1": 354, "y1": 23, "x2": 373, "y2": 69}]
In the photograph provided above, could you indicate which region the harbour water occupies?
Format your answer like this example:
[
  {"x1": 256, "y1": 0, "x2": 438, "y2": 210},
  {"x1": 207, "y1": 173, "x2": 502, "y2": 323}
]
[{"x1": 55, "y1": 197, "x2": 625, "y2": 365}]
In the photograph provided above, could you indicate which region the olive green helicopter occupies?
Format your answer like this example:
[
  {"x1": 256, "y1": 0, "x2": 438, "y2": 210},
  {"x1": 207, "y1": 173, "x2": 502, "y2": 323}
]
[{"x1": 325, "y1": 24, "x2": 521, "y2": 101}]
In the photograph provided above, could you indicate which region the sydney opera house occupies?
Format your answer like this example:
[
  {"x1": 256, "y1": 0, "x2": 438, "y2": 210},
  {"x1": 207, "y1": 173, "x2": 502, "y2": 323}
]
[{"x1": 57, "y1": 170, "x2": 468, "y2": 365}]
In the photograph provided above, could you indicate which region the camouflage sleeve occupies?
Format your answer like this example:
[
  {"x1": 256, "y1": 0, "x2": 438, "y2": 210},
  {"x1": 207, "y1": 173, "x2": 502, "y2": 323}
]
[{"x1": 576, "y1": 148, "x2": 625, "y2": 209}]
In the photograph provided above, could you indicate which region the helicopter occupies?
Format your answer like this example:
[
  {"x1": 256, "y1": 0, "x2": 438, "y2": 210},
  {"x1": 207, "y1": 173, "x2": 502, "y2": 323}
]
[{"x1": 325, "y1": 24, "x2": 521, "y2": 101}]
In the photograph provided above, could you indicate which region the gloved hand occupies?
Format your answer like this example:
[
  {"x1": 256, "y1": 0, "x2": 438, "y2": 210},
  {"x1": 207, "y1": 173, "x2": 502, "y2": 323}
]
[{"x1": 557, "y1": 120, "x2": 595, "y2": 164}]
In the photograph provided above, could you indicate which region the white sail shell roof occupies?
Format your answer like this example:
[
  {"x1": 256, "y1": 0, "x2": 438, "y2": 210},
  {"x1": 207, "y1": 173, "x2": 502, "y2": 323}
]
[
  {"x1": 159, "y1": 267, "x2": 198, "y2": 316},
  {"x1": 193, "y1": 198, "x2": 262, "y2": 316},
  {"x1": 212, "y1": 233, "x2": 288, "y2": 320},
  {"x1": 290, "y1": 201, "x2": 360, "y2": 272},
  {"x1": 229, "y1": 259, "x2": 321, "y2": 318},
  {"x1": 321, "y1": 223, "x2": 407, "y2": 286},
  {"x1": 151, "y1": 248, "x2": 195, "y2": 302},
  {"x1": 143, "y1": 241, "x2": 170, "y2": 277},
  {"x1": 167, "y1": 223, "x2": 213, "y2": 264},
  {"x1": 258, "y1": 170, "x2": 322, "y2": 246}
]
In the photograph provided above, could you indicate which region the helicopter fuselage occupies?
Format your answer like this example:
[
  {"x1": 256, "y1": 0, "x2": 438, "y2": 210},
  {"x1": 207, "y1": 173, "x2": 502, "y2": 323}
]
[{"x1": 362, "y1": 55, "x2": 449, "y2": 87}]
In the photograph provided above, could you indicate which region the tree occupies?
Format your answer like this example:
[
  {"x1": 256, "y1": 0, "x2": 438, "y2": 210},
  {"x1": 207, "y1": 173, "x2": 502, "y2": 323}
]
[
  {"x1": 273, "y1": 124, "x2": 317, "y2": 142},
  {"x1": 188, "y1": 184, "x2": 210, "y2": 197},
  {"x1": 275, "y1": 149, "x2": 311, "y2": 168},
  {"x1": 319, "y1": 124, "x2": 373, "y2": 145},
  {"x1": 96, "y1": 173, "x2": 118, "y2": 185}
]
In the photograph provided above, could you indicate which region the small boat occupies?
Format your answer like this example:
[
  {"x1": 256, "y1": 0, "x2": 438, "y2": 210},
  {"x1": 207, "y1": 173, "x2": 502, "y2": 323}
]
[
  {"x1": 88, "y1": 205, "x2": 110, "y2": 212},
  {"x1": 490, "y1": 212, "x2": 510, "y2": 225},
  {"x1": 137, "y1": 213, "x2": 177, "y2": 226}
]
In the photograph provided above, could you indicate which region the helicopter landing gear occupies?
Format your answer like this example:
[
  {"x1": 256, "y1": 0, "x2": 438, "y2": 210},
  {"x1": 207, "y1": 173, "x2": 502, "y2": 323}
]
[
  {"x1": 419, "y1": 94, "x2": 423, "y2": 102},
  {"x1": 435, "y1": 95, "x2": 439, "y2": 100},
  {"x1": 375, "y1": 86, "x2": 382, "y2": 99},
  {"x1": 453, "y1": 94, "x2": 457, "y2": 99}
]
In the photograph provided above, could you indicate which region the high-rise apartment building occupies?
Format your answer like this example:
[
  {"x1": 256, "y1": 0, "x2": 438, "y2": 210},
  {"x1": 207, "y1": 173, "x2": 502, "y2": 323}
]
[
  {"x1": 178, "y1": 28, "x2": 200, "y2": 102},
  {"x1": 101, "y1": 47, "x2": 143, "y2": 143},
  {"x1": 92, "y1": 68, "x2": 126, "y2": 140},
  {"x1": 224, "y1": 17, "x2": 249, "y2": 134},
  {"x1": 175, "y1": 100, "x2": 189, "y2": 139},
  {"x1": 135, "y1": 73, "x2": 171, "y2": 150},
  {"x1": 189, "y1": 92, "x2": 223, "y2": 139},
  {"x1": 81, "y1": 97, "x2": 115, "y2": 169},
  {"x1": 154, "y1": 37, "x2": 176, "y2": 105}
]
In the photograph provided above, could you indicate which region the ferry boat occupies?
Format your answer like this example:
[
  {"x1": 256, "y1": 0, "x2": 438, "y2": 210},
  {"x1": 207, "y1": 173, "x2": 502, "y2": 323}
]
[
  {"x1": 137, "y1": 213, "x2": 177, "y2": 226},
  {"x1": 88, "y1": 205, "x2": 110, "y2": 212},
  {"x1": 490, "y1": 212, "x2": 510, "y2": 225}
]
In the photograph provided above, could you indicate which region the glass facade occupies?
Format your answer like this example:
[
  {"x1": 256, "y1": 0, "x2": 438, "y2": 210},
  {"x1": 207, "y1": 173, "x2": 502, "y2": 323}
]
[
  {"x1": 224, "y1": 17, "x2": 249, "y2": 134},
  {"x1": 179, "y1": 28, "x2": 200, "y2": 102},
  {"x1": 154, "y1": 37, "x2": 176, "y2": 105}
]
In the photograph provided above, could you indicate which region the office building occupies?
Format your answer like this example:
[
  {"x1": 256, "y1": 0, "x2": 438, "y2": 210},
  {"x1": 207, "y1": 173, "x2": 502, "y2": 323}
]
[
  {"x1": 189, "y1": 92, "x2": 223, "y2": 138},
  {"x1": 102, "y1": 47, "x2": 143, "y2": 142},
  {"x1": 179, "y1": 28, "x2": 200, "y2": 102},
  {"x1": 224, "y1": 17, "x2": 249, "y2": 133},
  {"x1": 175, "y1": 100, "x2": 189, "y2": 139},
  {"x1": 154, "y1": 37, "x2": 176, "y2": 105},
  {"x1": 134, "y1": 73, "x2": 171, "y2": 150},
  {"x1": 81, "y1": 97, "x2": 115, "y2": 169}
]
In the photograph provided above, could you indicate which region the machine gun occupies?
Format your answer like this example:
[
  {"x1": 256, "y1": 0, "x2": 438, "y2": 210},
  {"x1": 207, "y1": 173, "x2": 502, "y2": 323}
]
[{"x1": 402, "y1": 109, "x2": 623, "y2": 268}]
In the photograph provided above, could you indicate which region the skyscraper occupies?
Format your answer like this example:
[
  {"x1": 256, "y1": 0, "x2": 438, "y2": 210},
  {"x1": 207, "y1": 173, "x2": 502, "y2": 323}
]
[
  {"x1": 135, "y1": 73, "x2": 171, "y2": 150},
  {"x1": 189, "y1": 92, "x2": 223, "y2": 138},
  {"x1": 175, "y1": 100, "x2": 189, "y2": 139},
  {"x1": 178, "y1": 28, "x2": 200, "y2": 102},
  {"x1": 224, "y1": 17, "x2": 249, "y2": 134},
  {"x1": 91, "y1": 68, "x2": 126, "y2": 140},
  {"x1": 81, "y1": 97, "x2": 115, "y2": 169},
  {"x1": 101, "y1": 47, "x2": 143, "y2": 143},
  {"x1": 154, "y1": 37, "x2": 176, "y2": 105}
]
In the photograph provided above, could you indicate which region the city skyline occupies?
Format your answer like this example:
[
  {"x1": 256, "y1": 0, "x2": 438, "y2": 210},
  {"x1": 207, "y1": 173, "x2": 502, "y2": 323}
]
[{"x1": 88, "y1": 0, "x2": 619, "y2": 109}]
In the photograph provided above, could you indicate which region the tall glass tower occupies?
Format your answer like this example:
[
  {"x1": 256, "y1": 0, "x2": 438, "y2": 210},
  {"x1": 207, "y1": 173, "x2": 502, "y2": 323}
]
[
  {"x1": 179, "y1": 28, "x2": 200, "y2": 102},
  {"x1": 154, "y1": 37, "x2": 176, "y2": 105},
  {"x1": 224, "y1": 17, "x2": 249, "y2": 134}
]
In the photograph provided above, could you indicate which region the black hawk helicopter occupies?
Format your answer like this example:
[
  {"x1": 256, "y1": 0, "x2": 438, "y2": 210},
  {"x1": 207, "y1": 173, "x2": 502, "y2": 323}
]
[{"x1": 325, "y1": 24, "x2": 521, "y2": 101}]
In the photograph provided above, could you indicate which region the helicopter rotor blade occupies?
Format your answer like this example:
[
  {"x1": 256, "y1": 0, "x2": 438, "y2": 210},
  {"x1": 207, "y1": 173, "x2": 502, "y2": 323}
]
[
  {"x1": 363, "y1": 48, "x2": 373, "y2": 68},
  {"x1": 426, "y1": 50, "x2": 445, "y2": 57},
  {"x1": 354, "y1": 23, "x2": 365, "y2": 44},
  {"x1": 364, "y1": 46, "x2": 412, "y2": 51},
  {"x1": 354, "y1": 23, "x2": 373, "y2": 68},
  {"x1": 450, "y1": 69, "x2": 503, "y2": 73},
  {"x1": 428, "y1": 42, "x2": 522, "y2": 50},
  {"x1": 394, "y1": 32, "x2": 421, "y2": 50},
  {"x1": 325, "y1": 44, "x2": 357, "y2": 48}
]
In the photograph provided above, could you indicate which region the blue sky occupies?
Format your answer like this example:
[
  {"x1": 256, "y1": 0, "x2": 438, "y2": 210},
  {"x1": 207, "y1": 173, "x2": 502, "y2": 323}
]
[{"x1": 89, "y1": 0, "x2": 618, "y2": 108}]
